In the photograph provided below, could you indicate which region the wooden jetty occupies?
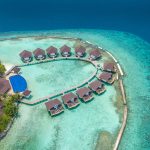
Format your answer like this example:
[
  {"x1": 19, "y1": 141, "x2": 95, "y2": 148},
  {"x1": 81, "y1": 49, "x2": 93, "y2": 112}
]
[{"x1": 21, "y1": 69, "x2": 98, "y2": 105}]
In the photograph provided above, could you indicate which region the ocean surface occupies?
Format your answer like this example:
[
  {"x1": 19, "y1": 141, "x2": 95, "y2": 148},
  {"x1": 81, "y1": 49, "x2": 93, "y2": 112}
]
[
  {"x1": 0, "y1": 0, "x2": 150, "y2": 42},
  {"x1": 0, "y1": 30, "x2": 149, "y2": 150}
]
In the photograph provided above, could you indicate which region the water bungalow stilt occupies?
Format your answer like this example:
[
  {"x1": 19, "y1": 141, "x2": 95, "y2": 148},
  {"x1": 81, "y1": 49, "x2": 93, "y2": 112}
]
[
  {"x1": 75, "y1": 46, "x2": 86, "y2": 57},
  {"x1": 45, "y1": 99, "x2": 64, "y2": 116},
  {"x1": 19, "y1": 50, "x2": 33, "y2": 63},
  {"x1": 22, "y1": 90, "x2": 31, "y2": 98},
  {"x1": 76, "y1": 87, "x2": 93, "y2": 102},
  {"x1": 60, "y1": 45, "x2": 71, "y2": 57},
  {"x1": 46, "y1": 46, "x2": 58, "y2": 58},
  {"x1": 99, "y1": 72, "x2": 115, "y2": 84},
  {"x1": 103, "y1": 62, "x2": 117, "y2": 73},
  {"x1": 89, "y1": 80, "x2": 106, "y2": 95},
  {"x1": 89, "y1": 49, "x2": 101, "y2": 60},
  {"x1": 62, "y1": 92, "x2": 80, "y2": 109},
  {"x1": 33, "y1": 48, "x2": 46, "y2": 60}
]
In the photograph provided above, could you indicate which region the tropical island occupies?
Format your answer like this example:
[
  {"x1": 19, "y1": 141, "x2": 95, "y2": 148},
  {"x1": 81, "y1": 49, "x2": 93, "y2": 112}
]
[
  {"x1": 0, "y1": 62, "x2": 20, "y2": 135},
  {"x1": 0, "y1": 35, "x2": 127, "y2": 150}
]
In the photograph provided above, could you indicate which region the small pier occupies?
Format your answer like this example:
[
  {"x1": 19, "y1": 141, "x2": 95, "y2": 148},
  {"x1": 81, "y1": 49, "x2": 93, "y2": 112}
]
[{"x1": 21, "y1": 69, "x2": 98, "y2": 105}]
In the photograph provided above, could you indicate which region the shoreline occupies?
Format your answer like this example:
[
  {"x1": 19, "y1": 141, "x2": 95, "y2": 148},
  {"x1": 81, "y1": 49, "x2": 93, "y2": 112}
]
[{"x1": 0, "y1": 36, "x2": 128, "y2": 149}]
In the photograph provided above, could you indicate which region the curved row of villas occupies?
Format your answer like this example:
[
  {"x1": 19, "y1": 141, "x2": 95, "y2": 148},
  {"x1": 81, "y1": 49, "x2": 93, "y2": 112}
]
[
  {"x1": 45, "y1": 64, "x2": 117, "y2": 116},
  {"x1": 45, "y1": 79, "x2": 106, "y2": 116},
  {"x1": 19, "y1": 45, "x2": 101, "y2": 63}
]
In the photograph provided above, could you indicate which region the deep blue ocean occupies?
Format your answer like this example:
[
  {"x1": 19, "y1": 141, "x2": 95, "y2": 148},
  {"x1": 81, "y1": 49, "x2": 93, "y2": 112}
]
[{"x1": 0, "y1": 0, "x2": 150, "y2": 42}]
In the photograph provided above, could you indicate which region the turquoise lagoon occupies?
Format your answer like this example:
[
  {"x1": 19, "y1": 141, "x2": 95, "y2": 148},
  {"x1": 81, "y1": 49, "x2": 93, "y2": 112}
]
[{"x1": 0, "y1": 29, "x2": 150, "y2": 150}]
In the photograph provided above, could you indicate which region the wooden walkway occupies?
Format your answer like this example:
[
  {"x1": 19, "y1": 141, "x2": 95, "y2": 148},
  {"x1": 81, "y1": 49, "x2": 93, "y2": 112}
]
[
  {"x1": 21, "y1": 69, "x2": 98, "y2": 105},
  {"x1": 17, "y1": 57, "x2": 99, "y2": 68},
  {"x1": 19, "y1": 57, "x2": 100, "y2": 105},
  {"x1": 4, "y1": 65, "x2": 16, "y2": 76}
]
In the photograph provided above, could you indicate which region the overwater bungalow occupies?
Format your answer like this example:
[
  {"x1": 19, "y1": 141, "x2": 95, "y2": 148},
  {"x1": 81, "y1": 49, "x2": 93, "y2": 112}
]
[
  {"x1": 75, "y1": 46, "x2": 86, "y2": 57},
  {"x1": 13, "y1": 67, "x2": 21, "y2": 74},
  {"x1": 103, "y1": 62, "x2": 117, "y2": 73},
  {"x1": 89, "y1": 49, "x2": 101, "y2": 60},
  {"x1": 19, "y1": 50, "x2": 32, "y2": 63},
  {"x1": 60, "y1": 45, "x2": 71, "y2": 57},
  {"x1": 62, "y1": 92, "x2": 80, "y2": 109},
  {"x1": 46, "y1": 46, "x2": 58, "y2": 58},
  {"x1": 33, "y1": 48, "x2": 46, "y2": 60},
  {"x1": 76, "y1": 87, "x2": 93, "y2": 102},
  {"x1": 23, "y1": 90, "x2": 31, "y2": 98},
  {"x1": 45, "y1": 99, "x2": 64, "y2": 116},
  {"x1": 89, "y1": 80, "x2": 106, "y2": 94},
  {"x1": 99, "y1": 72, "x2": 115, "y2": 84},
  {"x1": 0, "y1": 78, "x2": 11, "y2": 95}
]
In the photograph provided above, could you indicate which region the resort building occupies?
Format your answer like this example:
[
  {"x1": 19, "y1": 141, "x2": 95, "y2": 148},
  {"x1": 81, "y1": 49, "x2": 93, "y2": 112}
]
[
  {"x1": 22, "y1": 90, "x2": 31, "y2": 98},
  {"x1": 45, "y1": 99, "x2": 64, "y2": 116},
  {"x1": 62, "y1": 92, "x2": 80, "y2": 109},
  {"x1": 75, "y1": 46, "x2": 86, "y2": 57},
  {"x1": 89, "y1": 80, "x2": 106, "y2": 94},
  {"x1": 103, "y1": 62, "x2": 117, "y2": 73},
  {"x1": 99, "y1": 72, "x2": 115, "y2": 84},
  {"x1": 89, "y1": 49, "x2": 101, "y2": 60},
  {"x1": 60, "y1": 45, "x2": 71, "y2": 57},
  {"x1": 19, "y1": 50, "x2": 32, "y2": 63},
  {"x1": 33, "y1": 48, "x2": 46, "y2": 60},
  {"x1": 0, "y1": 78, "x2": 11, "y2": 95},
  {"x1": 76, "y1": 87, "x2": 93, "y2": 102},
  {"x1": 46, "y1": 46, "x2": 58, "y2": 58},
  {"x1": 13, "y1": 67, "x2": 21, "y2": 74}
]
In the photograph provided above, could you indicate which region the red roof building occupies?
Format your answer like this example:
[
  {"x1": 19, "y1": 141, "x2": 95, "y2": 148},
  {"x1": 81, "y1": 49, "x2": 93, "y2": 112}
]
[
  {"x1": 60, "y1": 45, "x2": 71, "y2": 57},
  {"x1": 46, "y1": 46, "x2": 58, "y2": 58},
  {"x1": 75, "y1": 46, "x2": 86, "y2": 57},
  {"x1": 62, "y1": 92, "x2": 80, "y2": 109},
  {"x1": 0, "y1": 78, "x2": 11, "y2": 95},
  {"x1": 13, "y1": 67, "x2": 21, "y2": 74},
  {"x1": 76, "y1": 87, "x2": 93, "y2": 102},
  {"x1": 23, "y1": 90, "x2": 31, "y2": 98},
  {"x1": 99, "y1": 72, "x2": 115, "y2": 84},
  {"x1": 45, "y1": 99, "x2": 64, "y2": 116},
  {"x1": 89, "y1": 80, "x2": 106, "y2": 94},
  {"x1": 33, "y1": 48, "x2": 46, "y2": 60},
  {"x1": 19, "y1": 50, "x2": 32, "y2": 62},
  {"x1": 90, "y1": 49, "x2": 101, "y2": 60},
  {"x1": 103, "y1": 63, "x2": 116, "y2": 73}
]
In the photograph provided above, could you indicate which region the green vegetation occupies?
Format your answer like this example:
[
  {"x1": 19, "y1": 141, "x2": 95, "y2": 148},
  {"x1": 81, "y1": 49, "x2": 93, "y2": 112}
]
[
  {"x1": 0, "y1": 94, "x2": 21, "y2": 132},
  {"x1": 0, "y1": 61, "x2": 6, "y2": 76}
]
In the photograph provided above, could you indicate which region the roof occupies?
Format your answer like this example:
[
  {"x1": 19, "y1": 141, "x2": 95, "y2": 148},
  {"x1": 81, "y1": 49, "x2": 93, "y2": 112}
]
[
  {"x1": 103, "y1": 63, "x2": 115, "y2": 72},
  {"x1": 62, "y1": 92, "x2": 77, "y2": 104},
  {"x1": 45, "y1": 99, "x2": 62, "y2": 110},
  {"x1": 46, "y1": 46, "x2": 57, "y2": 54},
  {"x1": 90, "y1": 49, "x2": 101, "y2": 57},
  {"x1": 19, "y1": 50, "x2": 32, "y2": 58},
  {"x1": 0, "y1": 78, "x2": 11, "y2": 95},
  {"x1": 60, "y1": 45, "x2": 71, "y2": 53},
  {"x1": 99, "y1": 72, "x2": 112, "y2": 81},
  {"x1": 75, "y1": 46, "x2": 86, "y2": 53},
  {"x1": 13, "y1": 67, "x2": 21, "y2": 74},
  {"x1": 23, "y1": 90, "x2": 31, "y2": 96},
  {"x1": 76, "y1": 87, "x2": 91, "y2": 98},
  {"x1": 33, "y1": 48, "x2": 45, "y2": 56},
  {"x1": 89, "y1": 80, "x2": 103, "y2": 91}
]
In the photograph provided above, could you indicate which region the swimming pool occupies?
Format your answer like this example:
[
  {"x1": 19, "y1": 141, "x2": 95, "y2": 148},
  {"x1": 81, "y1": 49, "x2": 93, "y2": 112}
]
[{"x1": 9, "y1": 75, "x2": 27, "y2": 93}]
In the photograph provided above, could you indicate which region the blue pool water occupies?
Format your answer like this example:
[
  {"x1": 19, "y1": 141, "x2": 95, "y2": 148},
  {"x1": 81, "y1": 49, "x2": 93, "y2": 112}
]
[{"x1": 9, "y1": 75, "x2": 27, "y2": 93}]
